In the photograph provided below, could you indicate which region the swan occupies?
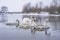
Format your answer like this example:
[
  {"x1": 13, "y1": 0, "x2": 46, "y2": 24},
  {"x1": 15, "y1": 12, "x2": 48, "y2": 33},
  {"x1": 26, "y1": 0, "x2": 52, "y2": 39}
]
[
  {"x1": 20, "y1": 18, "x2": 31, "y2": 28},
  {"x1": 20, "y1": 17, "x2": 37, "y2": 28}
]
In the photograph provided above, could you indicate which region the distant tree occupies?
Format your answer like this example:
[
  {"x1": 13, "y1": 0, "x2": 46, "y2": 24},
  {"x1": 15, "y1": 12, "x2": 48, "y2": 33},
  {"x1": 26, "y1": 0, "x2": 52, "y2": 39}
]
[
  {"x1": 42, "y1": 6, "x2": 49, "y2": 12},
  {"x1": 22, "y1": 3, "x2": 31, "y2": 13},
  {"x1": 37, "y1": 2, "x2": 42, "y2": 13},
  {"x1": 22, "y1": 2, "x2": 43, "y2": 13},
  {"x1": 48, "y1": 0, "x2": 58, "y2": 14},
  {"x1": 52, "y1": 0, "x2": 57, "y2": 6},
  {"x1": 57, "y1": 6, "x2": 60, "y2": 13},
  {"x1": 0, "y1": 6, "x2": 8, "y2": 22},
  {"x1": 1, "y1": 6, "x2": 8, "y2": 12}
]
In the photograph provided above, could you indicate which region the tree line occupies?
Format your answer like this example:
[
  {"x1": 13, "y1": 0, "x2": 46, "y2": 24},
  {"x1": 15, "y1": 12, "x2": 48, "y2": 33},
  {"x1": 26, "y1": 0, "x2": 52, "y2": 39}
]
[{"x1": 22, "y1": 1, "x2": 60, "y2": 14}]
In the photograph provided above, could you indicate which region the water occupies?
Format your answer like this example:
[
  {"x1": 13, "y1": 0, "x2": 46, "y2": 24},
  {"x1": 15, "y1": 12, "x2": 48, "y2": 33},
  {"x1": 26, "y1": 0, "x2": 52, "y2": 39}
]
[
  {"x1": 0, "y1": 14, "x2": 60, "y2": 40},
  {"x1": 0, "y1": 23, "x2": 60, "y2": 40}
]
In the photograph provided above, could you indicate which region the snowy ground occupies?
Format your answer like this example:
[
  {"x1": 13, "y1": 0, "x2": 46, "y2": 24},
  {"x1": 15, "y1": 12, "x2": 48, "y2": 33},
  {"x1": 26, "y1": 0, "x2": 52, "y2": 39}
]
[{"x1": 0, "y1": 23, "x2": 60, "y2": 40}]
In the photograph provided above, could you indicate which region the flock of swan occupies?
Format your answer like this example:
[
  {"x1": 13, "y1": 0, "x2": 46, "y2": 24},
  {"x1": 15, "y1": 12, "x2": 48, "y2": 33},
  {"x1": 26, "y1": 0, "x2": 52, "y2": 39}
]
[{"x1": 6, "y1": 16, "x2": 50, "y2": 35}]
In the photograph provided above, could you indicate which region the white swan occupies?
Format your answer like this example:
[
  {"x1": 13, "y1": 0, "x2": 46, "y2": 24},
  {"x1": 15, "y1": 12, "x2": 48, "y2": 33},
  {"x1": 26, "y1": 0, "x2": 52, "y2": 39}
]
[
  {"x1": 20, "y1": 18, "x2": 31, "y2": 28},
  {"x1": 20, "y1": 17, "x2": 37, "y2": 28}
]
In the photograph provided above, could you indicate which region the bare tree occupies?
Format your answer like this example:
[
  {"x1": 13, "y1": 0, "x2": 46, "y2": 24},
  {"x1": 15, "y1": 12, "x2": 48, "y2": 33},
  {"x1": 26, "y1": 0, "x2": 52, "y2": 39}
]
[
  {"x1": 22, "y1": 2, "x2": 43, "y2": 13},
  {"x1": 1, "y1": 6, "x2": 8, "y2": 12},
  {"x1": 48, "y1": 0, "x2": 58, "y2": 14},
  {"x1": 22, "y1": 3, "x2": 31, "y2": 13}
]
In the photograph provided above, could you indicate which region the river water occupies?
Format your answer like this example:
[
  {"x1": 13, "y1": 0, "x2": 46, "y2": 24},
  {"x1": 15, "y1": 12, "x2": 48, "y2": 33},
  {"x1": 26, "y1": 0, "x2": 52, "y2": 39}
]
[
  {"x1": 0, "y1": 23, "x2": 60, "y2": 40},
  {"x1": 0, "y1": 14, "x2": 60, "y2": 40}
]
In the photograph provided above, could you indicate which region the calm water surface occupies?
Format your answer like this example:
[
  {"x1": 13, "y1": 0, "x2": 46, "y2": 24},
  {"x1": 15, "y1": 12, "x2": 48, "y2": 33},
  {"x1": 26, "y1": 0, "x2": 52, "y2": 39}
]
[{"x1": 0, "y1": 23, "x2": 60, "y2": 40}]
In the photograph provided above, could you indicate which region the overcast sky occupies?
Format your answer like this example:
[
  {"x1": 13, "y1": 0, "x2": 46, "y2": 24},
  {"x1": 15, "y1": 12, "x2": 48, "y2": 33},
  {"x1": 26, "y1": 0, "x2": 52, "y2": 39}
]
[{"x1": 0, "y1": 0, "x2": 52, "y2": 12}]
